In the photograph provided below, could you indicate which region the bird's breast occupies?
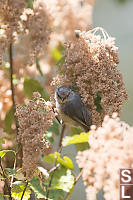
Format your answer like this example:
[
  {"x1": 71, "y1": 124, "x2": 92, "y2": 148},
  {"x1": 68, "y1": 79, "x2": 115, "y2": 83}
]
[{"x1": 56, "y1": 101, "x2": 79, "y2": 127}]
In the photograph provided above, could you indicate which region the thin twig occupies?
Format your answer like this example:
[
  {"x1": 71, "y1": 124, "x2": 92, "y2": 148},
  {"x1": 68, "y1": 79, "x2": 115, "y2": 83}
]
[
  {"x1": 9, "y1": 43, "x2": 23, "y2": 168},
  {"x1": 52, "y1": 107, "x2": 61, "y2": 125},
  {"x1": 64, "y1": 170, "x2": 83, "y2": 200},
  {"x1": 10, "y1": 153, "x2": 17, "y2": 185},
  {"x1": 46, "y1": 124, "x2": 66, "y2": 199},
  {"x1": 20, "y1": 181, "x2": 28, "y2": 200},
  {"x1": 57, "y1": 124, "x2": 66, "y2": 153},
  {"x1": 48, "y1": 163, "x2": 60, "y2": 173},
  {"x1": 45, "y1": 159, "x2": 57, "y2": 199},
  {"x1": 75, "y1": 170, "x2": 83, "y2": 184},
  {"x1": 9, "y1": 43, "x2": 19, "y2": 133},
  {"x1": 0, "y1": 157, "x2": 12, "y2": 200}
]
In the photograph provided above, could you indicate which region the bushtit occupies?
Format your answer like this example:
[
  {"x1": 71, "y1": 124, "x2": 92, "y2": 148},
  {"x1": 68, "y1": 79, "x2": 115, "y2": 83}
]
[{"x1": 55, "y1": 86, "x2": 92, "y2": 132}]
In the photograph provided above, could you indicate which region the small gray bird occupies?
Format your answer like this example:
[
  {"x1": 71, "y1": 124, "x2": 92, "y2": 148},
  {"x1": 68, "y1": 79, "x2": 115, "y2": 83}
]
[{"x1": 55, "y1": 86, "x2": 92, "y2": 132}]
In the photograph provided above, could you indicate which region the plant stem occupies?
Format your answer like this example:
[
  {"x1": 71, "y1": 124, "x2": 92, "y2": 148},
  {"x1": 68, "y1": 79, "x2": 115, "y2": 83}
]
[
  {"x1": 20, "y1": 181, "x2": 28, "y2": 200},
  {"x1": 9, "y1": 43, "x2": 19, "y2": 133},
  {"x1": 9, "y1": 43, "x2": 23, "y2": 168},
  {"x1": 46, "y1": 124, "x2": 66, "y2": 199},
  {"x1": 0, "y1": 157, "x2": 12, "y2": 200},
  {"x1": 57, "y1": 124, "x2": 66, "y2": 153},
  {"x1": 64, "y1": 170, "x2": 83, "y2": 200},
  {"x1": 10, "y1": 153, "x2": 17, "y2": 185},
  {"x1": 52, "y1": 108, "x2": 61, "y2": 125}
]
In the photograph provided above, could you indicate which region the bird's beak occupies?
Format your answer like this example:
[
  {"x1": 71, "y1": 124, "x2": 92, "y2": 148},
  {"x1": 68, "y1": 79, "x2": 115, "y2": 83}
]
[{"x1": 61, "y1": 97, "x2": 65, "y2": 102}]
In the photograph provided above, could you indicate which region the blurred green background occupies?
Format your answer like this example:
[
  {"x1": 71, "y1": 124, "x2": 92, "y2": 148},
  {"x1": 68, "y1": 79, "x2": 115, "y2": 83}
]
[{"x1": 70, "y1": 0, "x2": 133, "y2": 199}]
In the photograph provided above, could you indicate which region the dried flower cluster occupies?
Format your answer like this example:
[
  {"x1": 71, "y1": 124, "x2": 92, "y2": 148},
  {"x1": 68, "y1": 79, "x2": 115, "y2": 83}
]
[
  {"x1": 52, "y1": 28, "x2": 128, "y2": 126},
  {"x1": 0, "y1": 0, "x2": 52, "y2": 121},
  {"x1": 33, "y1": 0, "x2": 95, "y2": 86},
  {"x1": 0, "y1": 0, "x2": 52, "y2": 66},
  {"x1": 76, "y1": 113, "x2": 133, "y2": 200},
  {"x1": 16, "y1": 92, "x2": 55, "y2": 178},
  {"x1": 21, "y1": 0, "x2": 52, "y2": 65},
  {"x1": 0, "y1": 0, "x2": 26, "y2": 64},
  {"x1": 44, "y1": 0, "x2": 94, "y2": 42}
]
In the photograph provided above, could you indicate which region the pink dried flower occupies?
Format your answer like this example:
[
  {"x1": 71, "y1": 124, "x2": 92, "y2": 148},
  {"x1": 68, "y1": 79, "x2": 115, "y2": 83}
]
[
  {"x1": 0, "y1": 0, "x2": 26, "y2": 64},
  {"x1": 77, "y1": 113, "x2": 133, "y2": 200},
  {"x1": 52, "y1": 27, "x2": 128, "y2": 127},
  {"x1": 16, "y1": 92, "x2": 55, "y2": 178},
  {"x1": 43, "y1": 0, "x2": 94, "y2": 41},
  {"x1": 21, "y1": 0, "x2": 52, "y2": 65}
]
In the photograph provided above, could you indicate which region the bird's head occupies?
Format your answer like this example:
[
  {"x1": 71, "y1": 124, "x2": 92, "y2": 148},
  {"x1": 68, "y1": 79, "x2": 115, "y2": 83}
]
[{"x1": 55, "y1": 86, "x2": 73, "y2": 103}]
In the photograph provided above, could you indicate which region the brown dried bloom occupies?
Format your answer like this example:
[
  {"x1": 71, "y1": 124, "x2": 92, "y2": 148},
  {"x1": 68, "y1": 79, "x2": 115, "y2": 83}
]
[
  {"x1": 52, "y1": 27, "x2": 128, "y2": 126},
  {"x1": 16, "y1": 92, "x2": 55, "y2": 178},
  {"x1": 0, "y1": 0, "x2": 51, "y2": 66},
  {"x1": 0, "y1": 0, "x2": 26, "y2": 64},
  {"x1": 21, "y1": 0, "x2": 52, "y2": 65},
  {"x1": 76, "y1": 113, "x2": 133, "y2": 200},
  {"x1": 43, "y1": 0, "x2": 94, "y2": 41}
]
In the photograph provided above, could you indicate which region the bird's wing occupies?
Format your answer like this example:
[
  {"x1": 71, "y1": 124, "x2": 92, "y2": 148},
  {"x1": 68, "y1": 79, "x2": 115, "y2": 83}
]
[
  {"x1": 81, "y1": 105, "x2": 92, "y2": 130},
  {"x1": 64, "y1": 95, "x2": 92, "y2": 131}
]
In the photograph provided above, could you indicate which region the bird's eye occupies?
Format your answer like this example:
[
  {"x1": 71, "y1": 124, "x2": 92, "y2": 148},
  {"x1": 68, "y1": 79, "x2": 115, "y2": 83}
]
[{"x1": 57, "y1": 92, "x2": 61, "y2": 98}]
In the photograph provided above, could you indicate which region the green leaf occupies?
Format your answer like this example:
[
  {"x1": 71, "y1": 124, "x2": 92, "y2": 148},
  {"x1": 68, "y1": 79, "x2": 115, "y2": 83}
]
[
  {"x1": 0, "y1": 150, "x2": 15, "y2": 159},
  {"x1": 4, "y1": 106, "x2": 14, "y2": 132},
  {"x1": 52, "y1": 47, "x2": 62, "y2": 62},
  {"x1": 58, "y1": 156, "x2": 74, "y2": 170},
  {"x1": 0, "y1": 193, "x2": 9, "y2": 200},
  {"x1": 30, "y1": 177, "x2": 46, "y2": 199},
  {"x1": 36, "y1": 58, "x2": 43, "y2": 77},
  {"x1": 5, "y1": 168, "x2": 17, "y2": 175},
  {"x1": 63, "y1": 184, "x2": 75, "y2": 200},
  {"x1": 94, "y1": 91, "x2": 102, "y2": 114},
  {"x1": 2, "y1": 61, "x2": 10, "y2": 69},
  {"x1": 70, "y1": 127, "x2": 82, "y2": 134},
  {"x1": 47, "y1": 167, "x2": 74, "y2": 192},
  {"x1": 2, "y1": 61, "x2": 10, "y2": 76},
  {"x1": 0, "y1": 139, "x2": 5, "y2": 144},
  {"x1": 30, "y1": 177, "x2": 65, "y2": 200},
  {"x1": 12, "y1": 74, "x2": 19, "y2": 85},
  {"x1": 11, "y1": 181, "x2": 31, "y2": 200},
  {"x1": 24, "y1": 0, "x2": 34, "y2": 8},
  {"x1": 0, "y1": 197, "x2": 8, "y2": 200},
  {"x1": 70, "y1": 127, "x2": 89, "y2": 151},
  {"x1": 45, "y1": 132, "x2": 54, "y2": 143},
  {"x1": 56, "y1": 56, "x2": 65, "y2": 67},
  {"x1": 46, "y1": 189, "x2": 65, "y2": 200},
  {"x1": 47, "y1": 120, "x2": 60, "y2": 135},
  {"x1": 0, "y1": 139, "x2": 5, "y2": 150},
  {"x1": 23, "y1": 77, "x2": 49, "y2": 100},
  {"x1": 63, "y1": 132, "x2": 90, "y2": 146},
  {"x1": 51, "y1": 43, "x2": 64, "y2": 64},
  {"x1": 43, "y1": 152, "x2": 74, "y2": 170}
]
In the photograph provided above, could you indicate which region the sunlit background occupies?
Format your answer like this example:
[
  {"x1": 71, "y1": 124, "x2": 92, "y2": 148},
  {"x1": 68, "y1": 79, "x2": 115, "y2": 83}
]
[{"x1": 70, "y1": 0, "x2": 133, "y2": 199}]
